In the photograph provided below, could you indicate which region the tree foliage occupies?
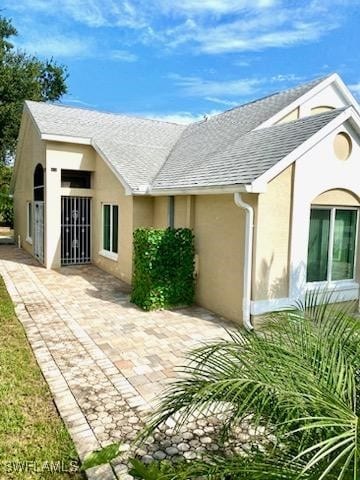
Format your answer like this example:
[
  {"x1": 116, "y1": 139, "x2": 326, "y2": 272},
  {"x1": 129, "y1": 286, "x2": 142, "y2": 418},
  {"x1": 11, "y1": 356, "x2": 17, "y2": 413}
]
[
  {"x1": 138, "y1": 293, "x2": 360, "y2": 479},
  {"x1": 0, "y1": 164, "x2": 13, "y2": 226},
  {"x1": 0, "y1": 15, "x2": 67, "y2": 225},
  {"x1": 0, "y1": 15, "x2": 68, "y2": 163}
]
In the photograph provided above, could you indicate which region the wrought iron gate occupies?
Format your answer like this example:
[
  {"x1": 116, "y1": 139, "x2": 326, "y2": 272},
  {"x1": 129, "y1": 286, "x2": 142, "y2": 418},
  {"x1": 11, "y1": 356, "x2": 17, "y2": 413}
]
[
  {"x1": 61, "y1": 197, "x2": 91, "y2": 265},
  {"x1": 34, "y1": 201, "x2": 44, "y2": 264}
]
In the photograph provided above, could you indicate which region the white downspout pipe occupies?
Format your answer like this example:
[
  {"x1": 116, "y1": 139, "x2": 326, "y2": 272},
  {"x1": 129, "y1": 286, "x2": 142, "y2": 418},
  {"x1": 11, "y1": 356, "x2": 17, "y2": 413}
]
[{"x1": 234, "y1": 193, "x2": 254, "y2": 330}]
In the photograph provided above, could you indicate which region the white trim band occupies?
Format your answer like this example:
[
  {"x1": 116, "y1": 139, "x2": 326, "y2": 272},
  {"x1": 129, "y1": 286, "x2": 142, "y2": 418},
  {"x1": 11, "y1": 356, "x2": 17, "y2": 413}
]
[
  {"x1": 251, "y1": 282, "x2": 359, "y2": 316},
  {"x1": 99, "y1": 250, "x2": 118, "y2": 261}
]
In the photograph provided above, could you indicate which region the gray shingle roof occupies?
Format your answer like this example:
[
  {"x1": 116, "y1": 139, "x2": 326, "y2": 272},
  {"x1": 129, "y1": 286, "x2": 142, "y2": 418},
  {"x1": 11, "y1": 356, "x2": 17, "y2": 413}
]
[
  {"x1": 151, "y1": 76, "x2": 330, "y2": 189},
  {"x1": 25, "y1": 101, "x2": 186, "y2": 192},
  {"x1": 25, "y1": 75, "x2": 342, "y2": 193},
  {"x1": 152, "y1": 108, "x2": 346, "y2": 190}
]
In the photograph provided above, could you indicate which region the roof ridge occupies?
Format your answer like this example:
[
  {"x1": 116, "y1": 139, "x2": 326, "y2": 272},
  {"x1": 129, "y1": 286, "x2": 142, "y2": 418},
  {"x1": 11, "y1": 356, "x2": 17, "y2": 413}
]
[
  {"x1": 150, "y1": 74, "x2": 336, "y2": 186},
  {"x1": 25, "y1": 100, "x2": 186, "y2": 128},
  {"x1": 151, "y1": 101, "x2": 349, "y2": 191},
  {"x1": 190, "y1": 74, "x2": 333, "y2": 125}
]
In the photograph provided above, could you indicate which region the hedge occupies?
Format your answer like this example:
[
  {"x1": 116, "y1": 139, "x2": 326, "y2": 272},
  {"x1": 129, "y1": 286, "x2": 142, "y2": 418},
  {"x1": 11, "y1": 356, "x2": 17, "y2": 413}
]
[{"x1": 131, "y1": 227, "x2": 195, "y2": 311}]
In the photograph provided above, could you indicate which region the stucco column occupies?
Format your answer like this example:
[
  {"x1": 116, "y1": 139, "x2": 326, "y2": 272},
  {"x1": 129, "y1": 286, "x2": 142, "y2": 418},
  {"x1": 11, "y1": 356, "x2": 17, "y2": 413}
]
[{"x1": 45, "y1": 162, "x2": 61, "y2": 269}]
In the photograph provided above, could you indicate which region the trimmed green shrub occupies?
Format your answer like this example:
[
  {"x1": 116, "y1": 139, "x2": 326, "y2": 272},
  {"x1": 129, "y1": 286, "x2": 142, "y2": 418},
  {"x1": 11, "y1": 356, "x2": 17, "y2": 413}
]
[{"x1": 131, "y1": 227, "x2": 195, "y2": 311}]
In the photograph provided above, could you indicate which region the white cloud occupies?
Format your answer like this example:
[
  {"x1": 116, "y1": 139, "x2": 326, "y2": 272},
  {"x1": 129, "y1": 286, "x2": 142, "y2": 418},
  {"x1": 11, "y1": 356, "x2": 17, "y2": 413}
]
[
  {"x1": 5, "y1": 0, "x2": 146, "y2": 29},
  {"x1": 61, "y1": 95, "x2": 98, "y2": 107},
  {"x1": 155, "y1": 0, "x2": 277, "y2": 15},
  {"x1": 3, "y1": 0, "x2": 352, "y2": 60},
  {"x1": 205, "y1": 97, "x2": 239, "y2": 107},
  {"x1": 164, "y1": 7, "x2": 338, "y2": 54},
  {"x1": 168, "y1": 72, "x2": 309, "y2": 105},
  {"x1": 110, "y1": 50, "x2": 138, "y2": 62},
  {"x1": 168, "y1": 73, "x2": 263, "y2": 97},
  {"x1": 140, "y1": 110, "x2": 222, "y2": 124},
  {"x1": 349, "y1": 83, "x2": 360, "y2": 97},
  {"x1": 19, "y1": 35, "x2": 92, "y2": 58}
]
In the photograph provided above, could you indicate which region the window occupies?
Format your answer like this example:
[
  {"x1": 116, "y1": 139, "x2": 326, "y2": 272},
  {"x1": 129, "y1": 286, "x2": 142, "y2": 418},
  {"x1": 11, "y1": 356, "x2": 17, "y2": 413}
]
[
  {"x1": 26, "y1": 202, "x2": 32, "y2": 243},
  {"x1": 102, "y1": 204, "x2": 118, "y2": 257},
  {"x1": 61, "y1": 170, "x2": 91, "y2": 188},
  {"x1": 34, "y1": 164, "x2": 44, "y2": 201},
  {"x1": 307, "y1": 207, "x2": 358, "y2": 283}
]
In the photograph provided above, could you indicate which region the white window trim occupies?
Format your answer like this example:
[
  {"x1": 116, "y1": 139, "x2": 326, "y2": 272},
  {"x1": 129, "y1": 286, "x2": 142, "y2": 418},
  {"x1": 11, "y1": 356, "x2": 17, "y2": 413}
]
[
  {"x1": 99, "y1": 249, "x2": 118, "y2": 261},
  {"x1": 306, "y1": 206, "x2": 359, "y2": 286},
  {"x1": 100, "y1": 203, "x2": 118, "y2": 261},
  {"x1": 26, "y1": 201, "x2": 32, "y2": 244}
]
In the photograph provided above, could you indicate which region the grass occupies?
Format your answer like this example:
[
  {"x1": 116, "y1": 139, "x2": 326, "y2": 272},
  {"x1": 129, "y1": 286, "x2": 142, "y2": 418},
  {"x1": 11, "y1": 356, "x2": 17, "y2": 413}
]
[{"x1": 0, "y1": 276, "x2": 84, "y2": 479}]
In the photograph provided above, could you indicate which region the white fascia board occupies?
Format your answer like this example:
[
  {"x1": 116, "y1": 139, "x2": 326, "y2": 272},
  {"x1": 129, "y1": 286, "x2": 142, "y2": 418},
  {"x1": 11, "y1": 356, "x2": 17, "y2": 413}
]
[
  {"x1": 91, "y1": 141, "x2": 133, "y2": 196},
  {"x1": 254, "y1": 73, "x2": 359, "y2": 131},
  {"x1": 244, "y1": 182, "x2": 267, "y2": 193},
  {"x1": 252, "y1": 107, "x2": 354, "y2": 189},
  {"x1": 147, "y1": 184, "x2": 251, "y2": 196},
  {"x1": 41, "y1": 133, "x2": 92, "y2": 145},
  {"x1": 332, "y1": 74, "x2": 360, "y2": 116}
]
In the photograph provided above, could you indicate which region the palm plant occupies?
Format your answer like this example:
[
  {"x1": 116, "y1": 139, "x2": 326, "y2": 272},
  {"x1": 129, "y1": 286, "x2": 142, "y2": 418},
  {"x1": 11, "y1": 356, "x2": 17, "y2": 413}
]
[{"x1": 139, "y1": 292, "x2": 360, "y2": 479}]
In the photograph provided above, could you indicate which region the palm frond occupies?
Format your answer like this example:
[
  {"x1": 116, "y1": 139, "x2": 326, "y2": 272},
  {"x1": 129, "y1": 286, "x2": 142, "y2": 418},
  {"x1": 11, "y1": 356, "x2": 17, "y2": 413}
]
[{"x1": 140, "y1": 295, "x2": 360, "y2": 479}]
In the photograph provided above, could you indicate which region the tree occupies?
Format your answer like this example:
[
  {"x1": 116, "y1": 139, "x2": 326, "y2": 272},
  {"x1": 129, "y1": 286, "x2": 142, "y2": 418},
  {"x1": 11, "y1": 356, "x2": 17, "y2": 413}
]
[
  {"x1": 0, "y1": 16, "x2": 68, "y2": 163},
  {"x1": 0, "y1": 15, "x2": 68, "y2": 225},
  {"x1": 0, "y1": 164, "x2": 13, "y2": 226}
]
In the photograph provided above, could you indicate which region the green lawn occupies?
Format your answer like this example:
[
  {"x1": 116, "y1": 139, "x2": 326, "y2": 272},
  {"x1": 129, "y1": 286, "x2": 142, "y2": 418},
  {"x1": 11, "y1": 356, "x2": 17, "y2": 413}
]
[{"x1": 0, "y1": 276, "x2": 84, "y2": 479}]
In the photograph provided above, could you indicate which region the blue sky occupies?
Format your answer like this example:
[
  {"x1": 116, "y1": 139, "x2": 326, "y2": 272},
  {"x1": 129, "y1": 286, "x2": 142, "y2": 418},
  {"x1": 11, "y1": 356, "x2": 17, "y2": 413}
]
[{"x1": 3, "y1": 0, "x2": 360, "y2": 123}]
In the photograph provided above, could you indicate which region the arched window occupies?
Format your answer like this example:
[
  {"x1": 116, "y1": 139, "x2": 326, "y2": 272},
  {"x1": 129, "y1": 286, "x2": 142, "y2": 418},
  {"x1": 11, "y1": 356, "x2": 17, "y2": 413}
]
[
  {"x1": 34, "y1": 164, "x2": 44, "y2": 201},
  {"x1": 307, "y1": 195, "x2": 358, "y2": 282}
]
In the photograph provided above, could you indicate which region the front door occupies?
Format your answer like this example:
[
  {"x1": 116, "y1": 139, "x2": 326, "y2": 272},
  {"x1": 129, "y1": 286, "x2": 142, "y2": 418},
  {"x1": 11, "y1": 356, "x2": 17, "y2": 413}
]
[
  {"x1": 34, "y1": 201, "x2": 44, "y2": 264},
  {"x1": 61, "y1": 196, "x2": 91, "y2": 265}
]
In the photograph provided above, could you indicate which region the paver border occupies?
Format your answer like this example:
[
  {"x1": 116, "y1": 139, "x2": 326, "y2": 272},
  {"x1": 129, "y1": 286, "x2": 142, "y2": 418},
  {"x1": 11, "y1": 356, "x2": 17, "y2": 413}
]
[{"x1": 0, "y1": 266, "x2": 129, "y2": 479}]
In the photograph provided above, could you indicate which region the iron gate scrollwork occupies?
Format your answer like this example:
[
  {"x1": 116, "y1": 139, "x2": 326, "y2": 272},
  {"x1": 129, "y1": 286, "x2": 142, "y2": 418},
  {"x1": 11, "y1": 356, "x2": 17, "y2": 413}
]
[{"x1": 61, "y1": 196, "x2": 91, "y2": 265}]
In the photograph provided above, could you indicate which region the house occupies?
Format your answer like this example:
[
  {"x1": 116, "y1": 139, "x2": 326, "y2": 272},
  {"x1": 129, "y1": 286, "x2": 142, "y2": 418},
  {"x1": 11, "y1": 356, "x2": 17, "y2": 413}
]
[{"x1": 11, "y1": 73, "x2": 360, "y2": 328}]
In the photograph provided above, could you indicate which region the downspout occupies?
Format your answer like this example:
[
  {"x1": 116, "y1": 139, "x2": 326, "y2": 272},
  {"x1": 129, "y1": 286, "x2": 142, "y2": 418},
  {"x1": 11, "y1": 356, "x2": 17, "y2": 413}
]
[{"x1": 234, "y1": 193, "x2": 254, "y2": 331}]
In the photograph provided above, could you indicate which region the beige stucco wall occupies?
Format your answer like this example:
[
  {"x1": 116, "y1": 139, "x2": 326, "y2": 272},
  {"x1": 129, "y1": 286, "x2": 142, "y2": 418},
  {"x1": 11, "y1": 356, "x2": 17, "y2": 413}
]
[
  {"x1": 153, "y1": 197, "x2": 168, "y2": 228},
  {"x1": 276, "y1": 107, "x2": 299, "y2": 124},
  {"x1": 13, "y1": 112, "x2": 45, "y2": 257},
  {"x1": 92, "y1": 154, "x2": 133, "y2": 283},
  {"x1": 45, "y1": 142, "x2": 96, "y2": 269},
  {"x1": 174, "y1": 196, "x2": 188, "y2": 227},
  {"x1": 44, "y1": 144, "x2": 135, "y2": 283},
  {"x1": 193, "y1": 194, "x2": 249, "y2": 323},
  {"x1": 141, "y1": 192, "x2": 250, "y2": 324},
  {"x1": 152, "y1": 195, "x2": 195, "y2": 229},
  {"x1": 133, "y1": 197, "x2": 154, "y2": 229},
  {"x1": 252, "y1": 165, "x2": 294, "y2": 301},
  {"x1": 311, "y1": 106, "x2": 335, "y2": 115},
  {"x1": 312, "y1": 188, "x2": 360, "y2": 206}
]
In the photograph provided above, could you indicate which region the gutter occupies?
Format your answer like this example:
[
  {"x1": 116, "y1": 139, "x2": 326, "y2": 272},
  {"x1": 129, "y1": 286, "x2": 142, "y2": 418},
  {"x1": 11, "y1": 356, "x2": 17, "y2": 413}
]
[
  {"x1": 234, "y1": 193, "x2": 254, "y2": 331},
  {"x1": 145, "y1": 183, "x2": 266, "y2": 196}
]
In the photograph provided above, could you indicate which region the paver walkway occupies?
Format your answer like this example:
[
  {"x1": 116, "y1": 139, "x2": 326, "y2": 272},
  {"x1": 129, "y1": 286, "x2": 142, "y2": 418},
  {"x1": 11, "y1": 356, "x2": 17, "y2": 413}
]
[{"x1": 0, "y1": 246, "x2": 237, "y2": 479}]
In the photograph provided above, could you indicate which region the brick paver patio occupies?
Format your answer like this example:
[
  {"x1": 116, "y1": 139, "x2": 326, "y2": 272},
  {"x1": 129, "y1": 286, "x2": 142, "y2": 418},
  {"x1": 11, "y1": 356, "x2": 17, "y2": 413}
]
[{"x1": 0, "y1": 245, "x2": 237, "y2": 479}]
